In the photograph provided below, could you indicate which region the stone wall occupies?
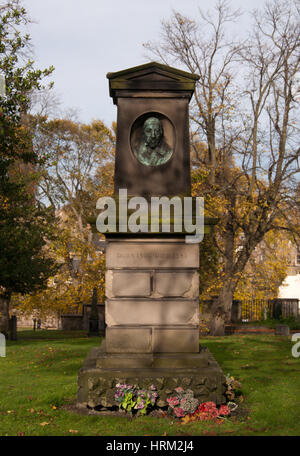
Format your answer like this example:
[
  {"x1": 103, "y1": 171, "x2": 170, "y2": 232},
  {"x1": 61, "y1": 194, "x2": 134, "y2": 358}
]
[{"x1": 60, "y1": 305, "x2": 106, "y2": 331}]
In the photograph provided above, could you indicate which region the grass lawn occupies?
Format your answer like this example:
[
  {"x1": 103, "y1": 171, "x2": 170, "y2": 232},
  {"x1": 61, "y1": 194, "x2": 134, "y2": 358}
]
[{"x1": 0, "y1": 330, "x2": 299, "y2": 436}]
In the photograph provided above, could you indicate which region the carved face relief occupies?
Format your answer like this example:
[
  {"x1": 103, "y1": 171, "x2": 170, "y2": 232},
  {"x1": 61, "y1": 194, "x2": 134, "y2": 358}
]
[
  {"x1": 131, "y1": 114, "x2": 174, "y2": 167},
  {"x1": 143, "y1": 117, "x2": 163, "y2": 149}
]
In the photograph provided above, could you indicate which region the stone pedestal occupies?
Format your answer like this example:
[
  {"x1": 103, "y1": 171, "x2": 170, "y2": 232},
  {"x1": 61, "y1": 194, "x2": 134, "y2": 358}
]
[
  {"x1": 105, "y1": 236, "x2": 200, "y2": 353},
  {"x1": 77, "y1": 236, "x2": 226, "y2": 408}
]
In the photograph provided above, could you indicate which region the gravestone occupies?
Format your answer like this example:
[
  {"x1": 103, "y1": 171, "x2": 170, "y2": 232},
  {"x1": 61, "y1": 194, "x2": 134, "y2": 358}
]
[
  {"x1": 275, "y1": 325, "x2": 290, "y2": 336},
  {"x1": 9, "y1": 315, "x2": 17, "y2": 341},
  {"x1": 77, "y1": 62, "x2": 226, "y2": 409}
]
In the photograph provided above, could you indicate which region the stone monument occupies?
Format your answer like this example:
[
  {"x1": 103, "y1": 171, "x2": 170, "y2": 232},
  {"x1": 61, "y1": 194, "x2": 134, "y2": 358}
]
[{"x1": 77, "y1": 62, "x2": 226, "y2": 409}]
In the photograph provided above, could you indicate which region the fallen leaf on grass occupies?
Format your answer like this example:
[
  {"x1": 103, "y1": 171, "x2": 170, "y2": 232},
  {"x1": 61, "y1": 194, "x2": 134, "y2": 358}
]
[
  {"x1": 69, "y1": 429, "x2": 78, "y2": 434},
  {"x1": 162, "y1": 431, "x2": 167, "y2": 436},
  {"x1": 29, "y1": 408, "x2": 35, "y2": 413},
  {"x1": 216, "y1": 419, "x2": 225, "y2": 424},
  {"x1": 40, "y1": 422, "x2": 49, "y2": 426},
  {"x1": 181, "y1": 415, "x2": 191, "y2": 425},
  {"x1": 17, "y1": 432, "x2": 25, "y2": 436}
]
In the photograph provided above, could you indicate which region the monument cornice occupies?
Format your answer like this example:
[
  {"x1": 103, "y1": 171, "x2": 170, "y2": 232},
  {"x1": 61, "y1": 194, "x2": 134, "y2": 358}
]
[{"x1": 107, "y1": 61, "x2": 200, "y2": 104}]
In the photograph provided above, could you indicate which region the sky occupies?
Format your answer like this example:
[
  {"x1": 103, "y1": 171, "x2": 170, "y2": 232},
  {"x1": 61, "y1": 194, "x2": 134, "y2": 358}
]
[{"x1": 23, "y1": 0, "x2": 264, "y2": 127}]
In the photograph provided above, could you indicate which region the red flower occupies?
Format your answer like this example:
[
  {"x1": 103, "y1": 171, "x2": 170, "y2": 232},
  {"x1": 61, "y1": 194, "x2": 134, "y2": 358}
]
[{"x1": 198, "y1": 401, "x2": 218, "y2": 413}]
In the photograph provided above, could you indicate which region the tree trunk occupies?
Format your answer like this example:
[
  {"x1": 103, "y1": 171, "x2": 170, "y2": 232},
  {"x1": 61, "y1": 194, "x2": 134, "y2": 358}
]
[
  {"x1": 0, "y1": 291, "x2": 11, "y2": 338},
  {"x1": 210, "y1": 217, "x2": 236, "y2": 336},
  {"x1": 210, "y1": 281, "x2": 236, "y2": 336}
]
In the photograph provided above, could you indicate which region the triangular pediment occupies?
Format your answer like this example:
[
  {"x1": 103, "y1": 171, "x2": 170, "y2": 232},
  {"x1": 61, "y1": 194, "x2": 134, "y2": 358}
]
[
  {"x1": 107, "y1": 62, "x2": 199, "y2": 104},
  {"x1": 107, "y1": 62, "x2": 199, "y2": 83},
  {"x1": 130, "y1": 72, "x2": 179, "y2": 82}
]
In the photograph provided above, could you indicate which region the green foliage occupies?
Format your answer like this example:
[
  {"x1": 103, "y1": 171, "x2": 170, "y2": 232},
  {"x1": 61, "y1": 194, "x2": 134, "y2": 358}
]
[
  {"x1": 0, "y1": 0, "x2": 54, "y2": 161},
  {"x1": 0, "y1": 1, "x2": 57, "y2": 330},
  {"x1": 114, "y1": 384, "x2": 158, "y2": 416},
  {"x1": 0, "y1": 175, "x2": 58, "y2": 295},
  {"x1": 119, "y1": 391, "x2": 136, "y2": 412},
  {"x1": 0, "y1": 155, "x2": 58, "y2": 297}
]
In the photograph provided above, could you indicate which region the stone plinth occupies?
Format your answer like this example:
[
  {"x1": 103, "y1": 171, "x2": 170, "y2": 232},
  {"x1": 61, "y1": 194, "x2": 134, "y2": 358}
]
[{"x1": 77, "y1": 341, "x2": 226, "y2": 408}]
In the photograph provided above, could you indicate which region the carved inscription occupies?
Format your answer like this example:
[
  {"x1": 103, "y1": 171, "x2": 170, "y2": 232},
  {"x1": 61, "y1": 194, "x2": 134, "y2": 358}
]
[{"x1": 106, "y1": 242, "x2": 199, "y2": 268}]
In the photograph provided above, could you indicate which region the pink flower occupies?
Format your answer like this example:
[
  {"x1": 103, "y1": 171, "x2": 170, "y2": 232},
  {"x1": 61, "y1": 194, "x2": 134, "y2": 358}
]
[
  {"x1": 167, "y1": 397, "x2": 179, "y2": 408},
  {"x1": 219, "y1": 405, "x2": 230, "y2": 416},
  {"x1": 174, "y1": 387, "x2": 184, "y2": 393},
  {"x1": 205, "y1": 401, "x2": 217, "y2": 409},
  {"x1": 174, "y1": 407, "x2": 185, "y2": 417}
]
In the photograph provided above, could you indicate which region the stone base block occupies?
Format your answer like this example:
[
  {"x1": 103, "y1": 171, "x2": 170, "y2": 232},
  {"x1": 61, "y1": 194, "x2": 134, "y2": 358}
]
[
  {"x1": 77, "y1": 341, "x2": 227, "y2": 408},
  {"x1": 106, "y1": 327, "x2": 152, "y2": 353},
  {"x1": 106, "y1": 299, "x2": 199, "y2": 326},
  {"x1": 96, "y1": 351, "x2": 209, "y2": 369},
  {"x1": 106, "y1": 326, "x2": 199, "y2": 353},
  {"x1": 153, "y1": 327, "x2": 199, "y2": 352}
]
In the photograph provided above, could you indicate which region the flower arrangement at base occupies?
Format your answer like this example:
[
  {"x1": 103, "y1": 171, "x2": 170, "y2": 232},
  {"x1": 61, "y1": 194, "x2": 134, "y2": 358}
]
[
  {"x1": 166, "y1": 388, "x2": 232, "y2": 422},
  {"x1": 189, "y1": 401, "x2": 231, "y2": 422},
  {"x1": 166, "y1": 388, "x2": 199, "y2": 418},
  {"x1": 114, "y1": 383, "x2": 158, "y2": 415}
]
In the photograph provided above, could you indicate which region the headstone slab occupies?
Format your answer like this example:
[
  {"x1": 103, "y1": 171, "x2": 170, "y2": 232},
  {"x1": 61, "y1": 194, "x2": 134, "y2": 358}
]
[{"x1": 107, "y1": 62, "x2": 199, "y2": 198}]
